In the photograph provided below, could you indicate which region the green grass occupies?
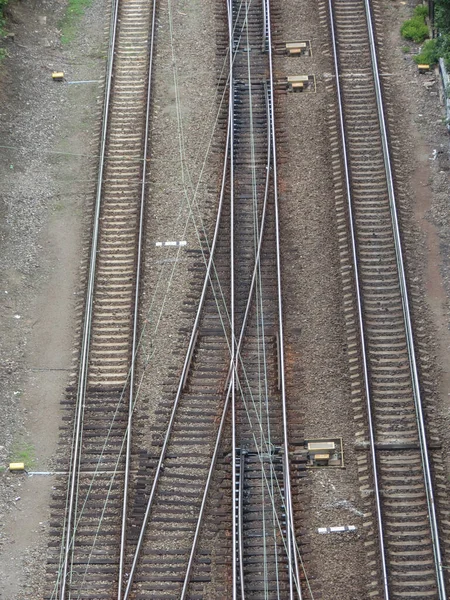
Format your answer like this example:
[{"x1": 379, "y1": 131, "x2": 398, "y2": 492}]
[
  {"x1": 413, "y1": 33, "x2": 450, "y2": 68},
  {"x1": 401, "y1": 17, "x2": 429, "y2": 43},
  {"x1": 401, "y1": 4, "x2": 430, "y2": 44},
  {"x1": 414, "y1": 38, "x2": 439, "y2": 65},
  {"x1": 10, "y1": 440, "x2": 36, "y2": 470},
  {"x1": 60, "y1": 0, "x2": 92, "y2": 45},
  {"x1": 0, "y1": 0, "x2": 9, "y2": 61},
  {"x1": 413, "y1": 4, "x2": 429, "y2": 19}
]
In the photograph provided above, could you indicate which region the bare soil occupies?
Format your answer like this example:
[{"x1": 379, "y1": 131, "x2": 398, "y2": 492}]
[{"x1": 0, "y1": 0, "x2": 106, "y2": 597}]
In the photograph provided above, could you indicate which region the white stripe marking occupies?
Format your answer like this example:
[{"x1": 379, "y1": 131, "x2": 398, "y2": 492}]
[
  {"x1": 155, "y1": 241, "x2": 187, "y2": 247},
  {"x1": 318, "y1": 525, "x2": 357, "y2": 534}
]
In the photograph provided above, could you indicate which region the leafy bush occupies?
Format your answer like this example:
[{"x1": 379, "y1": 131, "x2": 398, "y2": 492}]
[
  {"x1": 414, "y1": 38, "x2": 439, "y2": 65},
  {"x1": 414, "y1": 34, "x2": 450, "y2": 68},
  {"x1": 401, "y1": 15, "x2": 429, "y2": 43},
  {"x1": 0, "y1": 0, "x2": 7, "y2": 37},
  {"x1": 413, "y1": 4, "x2": 429, "y2": 19},
  {"x1": 427, "y1": 1, "x2": 450, "y2": 67},
  {"x1": 435, "y1": 2, "x2": 450, "y2": 32}
]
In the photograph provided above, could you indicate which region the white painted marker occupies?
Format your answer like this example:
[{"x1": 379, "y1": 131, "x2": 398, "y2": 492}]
[
  {"x1": 318, "y1": 525, "x2": 357, "y2": 534},
  {"x1": 155, "y1": 241, "x2": 187, "y2": 247}
]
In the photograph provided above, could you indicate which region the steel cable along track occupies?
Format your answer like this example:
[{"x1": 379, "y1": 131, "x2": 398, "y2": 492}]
[
  {"x1": 45, "y1": 0, "x2": 156, "y2": 597},
  {"x1": 327, "y1": 0, "x2": 446, "y2": 598}
]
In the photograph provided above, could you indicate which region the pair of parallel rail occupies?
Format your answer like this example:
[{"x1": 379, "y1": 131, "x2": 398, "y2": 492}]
[
  {"x1": 327, "y1": 0, "x2": 447, "y2": 598},
  {"x1": 47, "y1": 0, "x2": 448, "y2": 598}
]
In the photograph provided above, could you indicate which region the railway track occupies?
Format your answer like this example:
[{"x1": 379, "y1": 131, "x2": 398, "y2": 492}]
[
  {"x1": 326, "y1": 0, "x2": 447, "y2": 598},
  {"x1": 46, "y1": 0, "x2": 156, "y2": 597},
  {"x1": 229, "y1": 0, "x2": 300, "y2": 596}
]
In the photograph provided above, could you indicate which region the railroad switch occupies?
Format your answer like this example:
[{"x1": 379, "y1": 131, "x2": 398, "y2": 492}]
[
  {"x1": 286, "y1": 74, "x2": 316, "y2": 93},
  {"x1": 9, "y1": 462, "x2": 25, "y2": 473},
  {"x1": 52, "y1": 71, "x2": 65, "y2": 82},
  {"x1": 285, "y1": 41, "x2": 312, "y2": 57}
]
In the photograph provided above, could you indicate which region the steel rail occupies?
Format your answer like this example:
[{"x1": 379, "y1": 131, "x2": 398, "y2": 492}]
[
  {"x1": 123, "y1": 0, "x2": 302, "y2": 595},
  {"x1": 265, "y1": 0, "x2": 301, "y2": 597},
  {"x1": 121, "y1": 48, "x2": 233, "y2": 600},
  {"x1": 179, "y1": 82, "x2": 273, "y2": 598},
  {"x1": 229, "y1": 0, "x2": 237, "y2": 597},
  {"x1": 117, "y1": 0, "x2": 158, "y2": 597},
  {"x1": 58, "y1": 0, "x2": 121, "y2": 597},
  {"x1": 238, "y1": 450, "x2": 246, "y2": 599},
  {"x1": 362, "y1": 1, "x2": 446, "y2": 597},
  {"x1": 179, "y1": 164, "x2": 299, "y2": 596},
  {"x1": 326, "y1": 0, "x2": 389, "y2": 597},
  {"x1": 262, "y1": 0, "x2": 267, "y2": 51}
]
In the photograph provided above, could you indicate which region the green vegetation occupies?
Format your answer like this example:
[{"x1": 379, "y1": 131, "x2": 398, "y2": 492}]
[
  {"x1": 436, "y1": 0, "x2": 450, "y2": 32},
  {"x1": 414, "y1": 4, "x2": 430, "y2": 18},
  {"x1": 414, "y1": 37, "x2": 439, "y2": 64},
  {"x1": 0, "y1": 0, "x2": 7, "y2": 33},
  {"x1": 0, "y1": 0, "x2": 9, "y2": 60},
  {"x1": 401, "y1": 4, "x2": 430, "y2": 43},
  {"x1": 10, "y1": 439, "x2": 36, "y2": 470},
  {"x1": 60, "y1": 0, "x2": 92, "y2": 45},
  {"x1": 399, "y1": 2, "x2": 450, "y2": 67},
  {"x1": 406, "y1": 1, "x2": 450, "y2": 67},
  {"x1": 433, "y1": 0, "x2": 450, "y2": 67}
]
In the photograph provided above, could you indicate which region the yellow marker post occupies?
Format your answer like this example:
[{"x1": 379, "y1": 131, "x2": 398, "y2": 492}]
[
  {"x1": 418, "y1": 64, "x2": 430, "y2": 74},
  {"x1": 9, "y1": 462, "x2": 25, "y2": 472}
]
